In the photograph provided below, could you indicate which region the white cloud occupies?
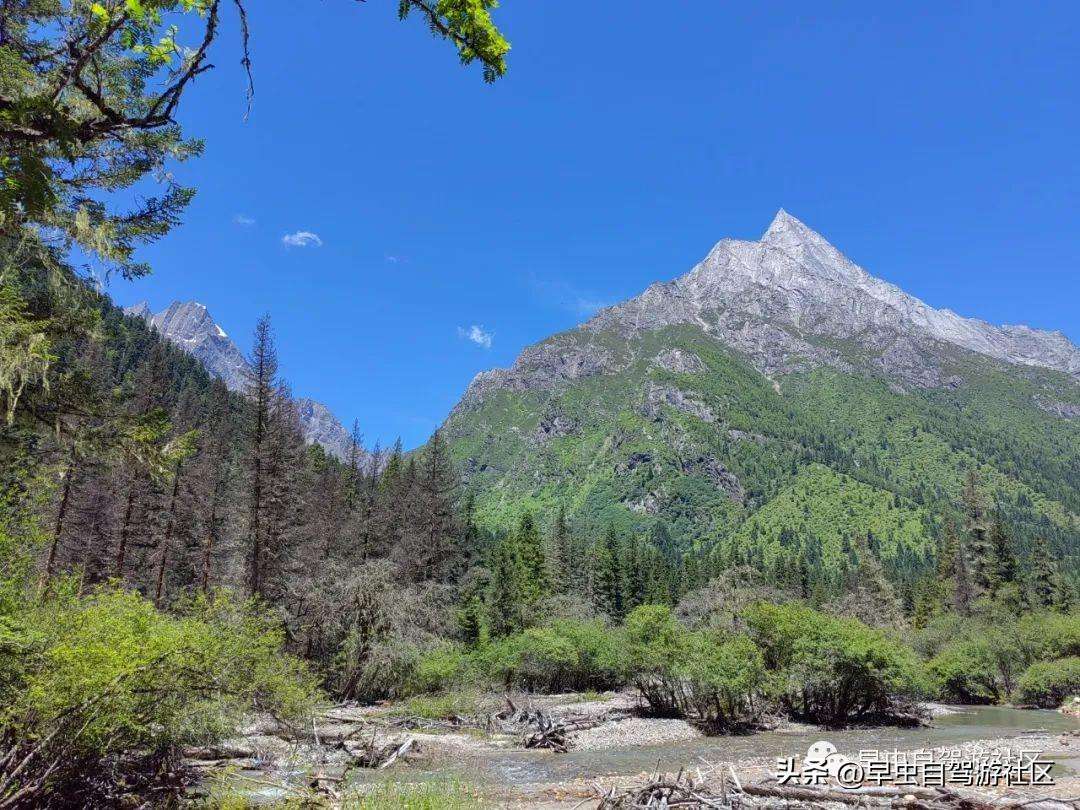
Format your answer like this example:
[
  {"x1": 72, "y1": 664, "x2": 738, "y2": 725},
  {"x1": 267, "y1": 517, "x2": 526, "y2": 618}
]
[
  {"x1": 574, "y1": 298, "x2": 612, "y2": 316},
  {"x1": 282, "y1": 230, "x2": 323, "y2": 248},
  {"x1": 458, "y1": 324, "x2": 493, "y2": 349},
  {"x1": 527, "y1": 274, "x2": 613, "y2": 319},
  {"x1": 385, "y1": 255, "x2": 401, "y2": 265},
  {"x1": 233, "y1": 214, "x2": 256, "y2": 226}
]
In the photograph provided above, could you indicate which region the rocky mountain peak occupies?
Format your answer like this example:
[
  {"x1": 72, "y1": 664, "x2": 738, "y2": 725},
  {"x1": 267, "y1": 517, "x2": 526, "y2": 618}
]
[
  {"x1": 126, "y1": 300, "x2": 151, "y2": 319},
  {"x1": 462, "y1": 211, "x2": 1079, "y2": 409},
  {"x1": 125, "y1": 300, "x2": 359, "y2": 461},
  {"x1": 608, "y1": 211, "x2": 1080, "y2": 378}
]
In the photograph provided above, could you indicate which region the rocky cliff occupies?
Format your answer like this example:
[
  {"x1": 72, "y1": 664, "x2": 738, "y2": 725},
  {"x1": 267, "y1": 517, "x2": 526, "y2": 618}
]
[{"x1": 126, "y1": 301, "x2": 356, "y2": 462}]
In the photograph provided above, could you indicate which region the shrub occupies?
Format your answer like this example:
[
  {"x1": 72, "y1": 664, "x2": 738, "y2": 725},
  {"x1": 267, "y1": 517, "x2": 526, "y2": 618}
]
[
  {"x1": 393, "y1": 691, "x2": 490, "y2": 722},
  {"x1": 410, "y1": 643, "x2": 476, "y2": 694},
  {"x1": 1016, "y1": 657, "x2": 1080, "y2": 709},
  {"x1": 352, "y1": 779, "x2": 477, "y2": 809},
  {"x1": 478, "y1": 620, "x2": 625, "y2": 693},
  {"x1": 927, "y1": 631, "x2": 1022, "y2": 704},
  {"x1": 912, "y1": 613, "x2": 976, "y2": 659},
  {"x1": 1015, "y1": 613, "x2": 1080, "y2": 665},
  {"x1": 622, "y1": 605, "x2": 685, "y2": 716},
  {"x1": 745, "y1": 602, "x2": 926, "y2": 727},
  {"x1": 678, "y1": 631, "x2": 770, "y2": 731},
  {"x1": 0, "y1": 586, "x2": 318, "y2": 806},
  {"x1": 622, "y1": 605, "x2": 770, "y2": 731}
]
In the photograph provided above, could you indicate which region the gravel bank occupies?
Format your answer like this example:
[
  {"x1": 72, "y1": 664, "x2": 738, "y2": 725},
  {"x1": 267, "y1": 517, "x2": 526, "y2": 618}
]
[{"x1": 573, "y1": 717, "x2": 703, "y2": 750}]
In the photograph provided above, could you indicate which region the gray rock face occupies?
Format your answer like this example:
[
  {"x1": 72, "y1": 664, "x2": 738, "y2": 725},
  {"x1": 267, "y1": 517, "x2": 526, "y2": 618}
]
[
  {"x1": 461, "y1": 210, "x2": 1079, "y2": 407},
  {"x1": 590, "y1": 210, "x2": 1080, "y2": 379},
  {"x1": 653, "y1": 348, "x2": 706, "y2": 374},
  {"x1": 295, "y1": 398, "x2": 357, "y2": 461},
  {"x1": 533, "y1": 409, "x2": 577, "y2": 444},
  {"x1": 128, "y1": 301, "x2": 250, "y2": 391},
  {"x1": 1034, "y1": 395, "x2": 1080, "y2": 419},
  {"x1": 125, "y1": 300, "x2": 357, "y2": 461},
  {"x1": 454, "y1": 334, "x2": 622, "y2": 415},
  {"x1": 643, "y1": 383, "x2": 717, "y2": 423}
]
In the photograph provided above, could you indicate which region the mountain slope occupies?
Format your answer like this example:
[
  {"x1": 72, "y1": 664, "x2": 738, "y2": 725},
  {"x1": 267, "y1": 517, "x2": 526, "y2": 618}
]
[
  {"x1": 443, "y1": 212, "x2": 1080, "y2": 579},
  {"x1": 126, "y1": 301, "x2": 355, "y2": 461}
]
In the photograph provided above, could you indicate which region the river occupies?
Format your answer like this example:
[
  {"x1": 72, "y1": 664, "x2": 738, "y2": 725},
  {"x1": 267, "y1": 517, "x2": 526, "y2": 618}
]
[{"x1": 348, "y1": 705, "x2": 1079, "y2": 794}]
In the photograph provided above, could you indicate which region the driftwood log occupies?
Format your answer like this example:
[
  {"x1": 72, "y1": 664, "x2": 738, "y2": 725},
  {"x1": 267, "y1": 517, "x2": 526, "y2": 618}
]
[
  {"x1": 595, "y1": 764, "x2": 1080, "y2": 810},
  {"x1": 339, "y1": 733, "x2": 417, "y2": 769},
  {"x1": 490, "y1": 697, "x2": 571, "y2": 752}
]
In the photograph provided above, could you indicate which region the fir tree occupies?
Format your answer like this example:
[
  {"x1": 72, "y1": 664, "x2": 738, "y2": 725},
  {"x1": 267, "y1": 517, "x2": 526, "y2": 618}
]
[
  {"x1": 487, "y1": 535, "x2": 528, "y2": 637},
  {"x1": 516, "y1": 511, "x2": 547, "y2": 603},
  {"x1": 1028, "y1": 536, "x2": 1063, "y2": 609},
  {"x1": 545, "y1": 505, "x2": 570, "y2": 593},
  {"x1": 245, "y1": 314, "x2": 277, "y2": 599}
]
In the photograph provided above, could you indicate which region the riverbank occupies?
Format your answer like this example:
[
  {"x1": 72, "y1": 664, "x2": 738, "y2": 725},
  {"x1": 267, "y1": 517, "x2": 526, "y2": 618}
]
[{"x1": 187, "y1": 693, "x2": 1080, "y2": 807}]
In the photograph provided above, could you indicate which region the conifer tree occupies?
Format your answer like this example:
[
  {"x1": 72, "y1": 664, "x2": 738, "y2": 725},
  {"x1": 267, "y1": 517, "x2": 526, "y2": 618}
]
[
  {"x1": 545, "y1": 505, "x2": 570, "y2": 593},
  {"x1": 245, "y1": 314, "x2": 277, "y2": 599},
  {"x1": 515, "y1": 512, "x2": 547, "y2": 602},
  {"x1": 1028, "y1": 536, "x2": 1063, "y2": 609},
  {"x1": 487, "y1": 534, "x2": 527, "y2": 636},
  {"x1": 986, "y1": 516, "x2": 1018, "y2": 599},
  {"x1": 407, "y1": 429, "x2": 460, "y2": 581},
  {"x1": 962, "y1": 470, "x2": 996, "y2": 596},
  {"x1": 952, "y1": 534, "x2": 975, "y2": 616}
]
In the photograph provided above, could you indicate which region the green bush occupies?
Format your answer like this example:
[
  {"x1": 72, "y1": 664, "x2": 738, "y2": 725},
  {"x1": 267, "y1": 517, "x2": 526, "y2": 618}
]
[
  {"x1": 679, "y1": 631, "x2": 770, "y2": 731},
  {"x1": 352, "y1": 779, "x2": 479, "y2": 809},
  {"x1": 1016, "y1": 657, "x2": 1080, "y2": 709},
  {"x1": 927, "y1": 630, "x2": 1022, "y2": 704},
  {"x1": 622, "y1": 605, "x2": 770, "y2": 731},
  {"x1": 745, "y1": 602, "x2": 926, "y2": 727},
  {"x1": 1015, "y1": 613, "x2": 1080, "y2": 665},
  {"x1": 393, "y1": 691, "x2": 490, "y2": 722},
  {"x1": 410, "y1": 643, "x2": 476, "y2": 694},
  {"x1": 623, "y1": 604, "x2": 687, "y2": 717},
  {"x1": 0, "y1": 585, "x2": 318, "y2": 805},
  {"x1": 478, "y1": 619, "x2": 625, "y2": 693}
]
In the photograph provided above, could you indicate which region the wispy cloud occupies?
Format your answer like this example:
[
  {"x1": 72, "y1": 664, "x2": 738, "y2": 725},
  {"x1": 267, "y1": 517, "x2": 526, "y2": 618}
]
[
  {"x1": 572, "y1": 297, "x2": 612, "y2": 316},
  {"x1": 385, "y1": 255, "x2": 403, "y2": 265},
  {"x1": 233, "y1": 214, "x2": 256, "y2": 226},
  {"x1": 529, "y1": 275, "x2": 613, "y2": 318},
  {"x1": 282, "y1": 230, "x2": 323, "y2": 248},
  {"x1": 458, "y1": 324, "x2": 493, "y2": 349}
]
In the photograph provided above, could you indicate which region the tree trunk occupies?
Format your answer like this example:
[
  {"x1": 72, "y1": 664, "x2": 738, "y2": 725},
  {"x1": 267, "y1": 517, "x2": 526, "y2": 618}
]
[
  {"x1": 200, "y1": 496, "x2": 218, "y2": 594},
  {"x1": 154, "y1": 461, "x2": 183, "y2": 606},
  {"x1": 114, "y1": 485, "x2": 136, "y2": 579},
  {"x1": 40, "y1": 445, "x2": 77, "y2": 593}
]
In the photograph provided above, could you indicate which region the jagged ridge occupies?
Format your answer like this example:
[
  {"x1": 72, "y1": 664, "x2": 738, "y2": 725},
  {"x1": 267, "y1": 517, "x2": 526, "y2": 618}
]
[
  {"x1": 125, "y1": 301, "x2": 356, "y2": 461},
  {"x1": 461, "y1": 211, "x2": 1079, "y2": 408}
]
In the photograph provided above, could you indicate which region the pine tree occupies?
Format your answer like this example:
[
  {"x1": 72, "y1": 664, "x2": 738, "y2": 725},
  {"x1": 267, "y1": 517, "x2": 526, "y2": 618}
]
[
  {"x1": 1028, "y1": 536, "x2": 1061, "y2": 609},
  {"x1": 487, "y1": 535, "x2": 527, "y2": 636},
  {"x1": 986, "y1": 516, "x2": 1018, "y2": 598},
  {"x1": 586, "y1": 538, "x2": 616, "y2": 618},
  {"x1": 245, "y1": 314, "x2": 278, "y2": 599},
  {"x1": 194, "y1": 380, "x2": 237, "y2": 593},
  {"x1": 395, "y1": 430, "x2": 460, "y2": 582},
  {"x1": 544, "y1": 505, "x2": 570, "y2": 593},
  {"x1": 515, "y1": 511, "x2": 547, "y2": 607},
  {"x1": 260, "y1": 383, "x2": 307, "y2": 604},
  {"x1": 587, "y1": 525, "x2": 624, "y2": 618},
  {"x1": 952, "y1": 535, "x2": 974, "y2": 616},
  {"x1": 961, "y1": 470, "x2": 996, "y2": 596}
]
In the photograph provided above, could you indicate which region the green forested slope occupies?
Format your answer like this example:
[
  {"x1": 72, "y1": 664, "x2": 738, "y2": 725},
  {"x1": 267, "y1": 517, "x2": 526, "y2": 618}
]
[{"x1": 443, "y1": 322, "x2": 1080, "y2": 587}]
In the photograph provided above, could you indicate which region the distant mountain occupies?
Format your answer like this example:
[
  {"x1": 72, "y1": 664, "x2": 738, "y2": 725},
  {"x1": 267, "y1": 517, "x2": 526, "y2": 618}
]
[
  {"x1": 295, "y1": 397, "x2": 356, "y2": 462},
  {"x1": 443, "y1": 211, "x2": 1080, "y2": 578},
  {"x1": 125, "y1": 301, "x2": 357, "y2": 462}
]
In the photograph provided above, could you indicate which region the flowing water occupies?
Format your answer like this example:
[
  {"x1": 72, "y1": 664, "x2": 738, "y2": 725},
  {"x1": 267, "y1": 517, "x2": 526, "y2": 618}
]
[{"x1": 349, "y1": 705, "x2": 1080, "y2": 791}]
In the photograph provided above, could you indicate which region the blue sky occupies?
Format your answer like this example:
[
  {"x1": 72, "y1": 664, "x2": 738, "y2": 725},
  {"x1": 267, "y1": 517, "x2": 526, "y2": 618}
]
[{"x1": 110, "y1": 1, "x2": 1080, "y2": 449}]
